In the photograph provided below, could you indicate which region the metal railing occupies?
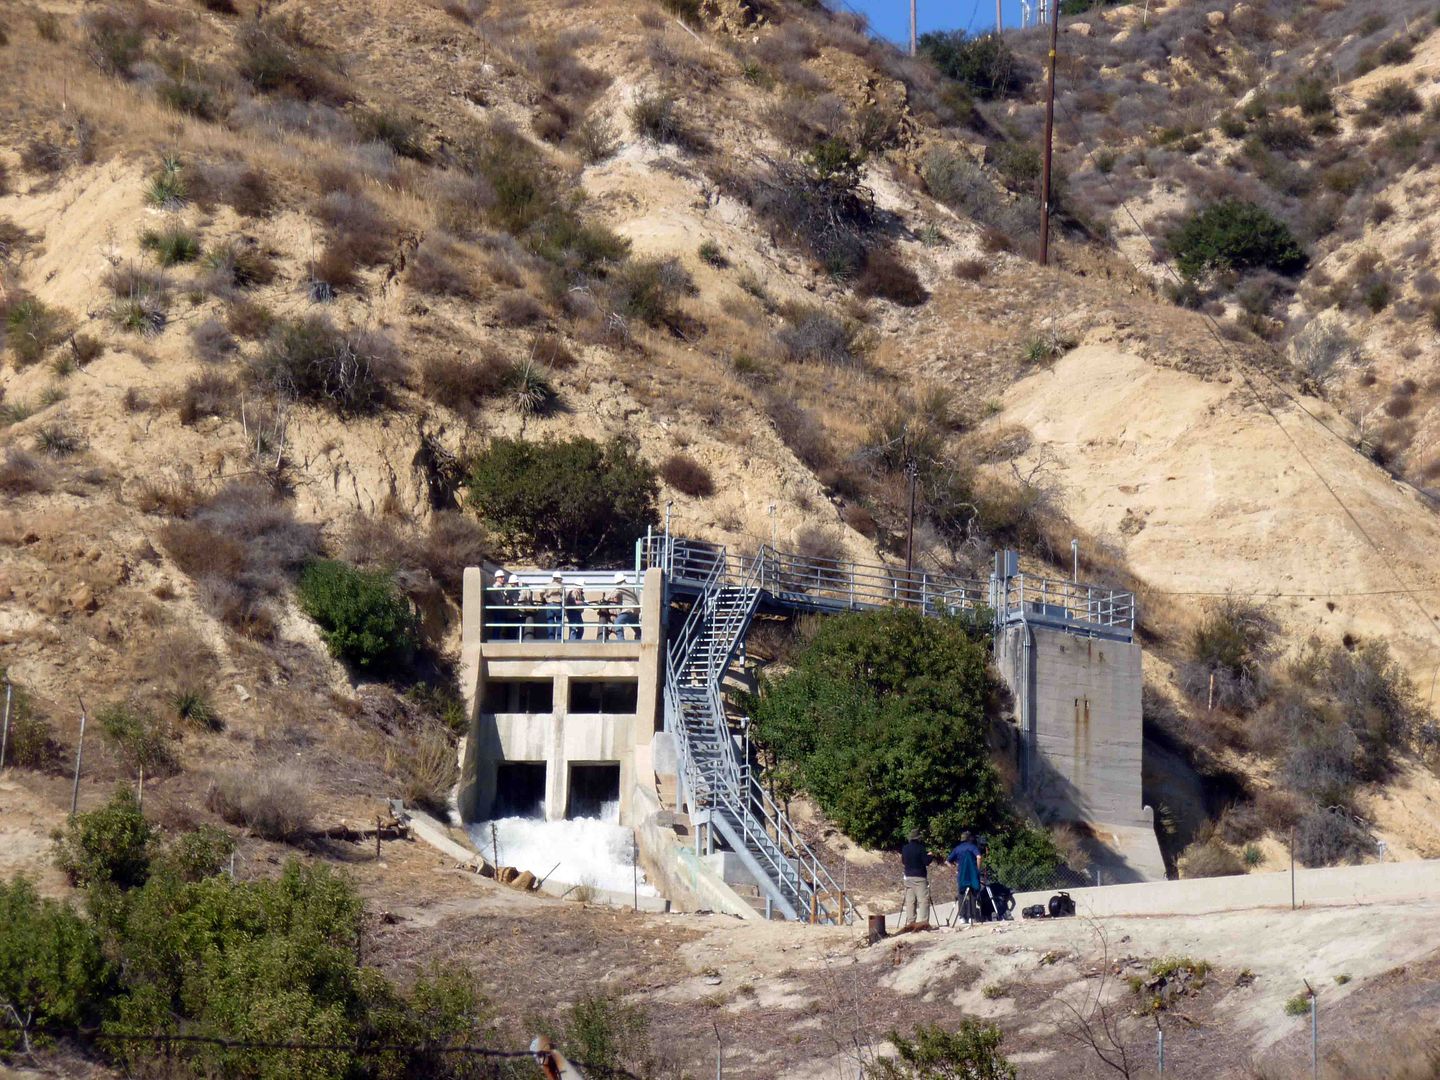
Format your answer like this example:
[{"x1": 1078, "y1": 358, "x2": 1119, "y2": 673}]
[
  {"x1": 661, "y1": 549, "x2": 852, "y2": 924},
  {"x1": 990, "y1": 573, "x2": 1135, "y2": 636},
  {"x1": 482, "y1": 571, "x2": 642, "y2": 642}
]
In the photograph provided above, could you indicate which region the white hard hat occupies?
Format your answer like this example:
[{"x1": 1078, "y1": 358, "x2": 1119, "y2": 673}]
[
  {"x1": 614, "y1": 572, "x2": 627, "y2": 584},
  {"x1": 493, "y1": 568, "x2": 505, "y2": 578},
  {"x1": 551, "y1": 572, "x2": 563, "y2": 581}
]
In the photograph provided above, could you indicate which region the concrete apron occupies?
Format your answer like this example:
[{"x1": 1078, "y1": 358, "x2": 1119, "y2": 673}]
[{"x1": 889, "y1": 856, "x2": 1440, "y2": 930}]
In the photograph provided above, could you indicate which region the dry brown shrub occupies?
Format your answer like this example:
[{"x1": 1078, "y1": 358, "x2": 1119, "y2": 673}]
[
  {"x1": 659, "y1": 453, "x2": 714, "y2": 497},
  {"x1": 495, "y1": 290, "x2": 547, "y2": 327},
  {"x1": 388, "y1": 720, "x2": 456, "y2": 816},
  {"x1": 1177, "y1": 834, "x2": 1245, "y2": 878},
  {"x1": 856, "y1": 248, "x2": 928, "y2": 307},
  {"x1": 133, "y1": 478, "x2": 202, "y2": 517},
  {"x1": 530, "y1": 332, "x2": 577, "y2": 370},
  {"x1": 953, "y1": 257, "x2": 988, "y2": 281},
  {"x1": 406, "y1": 234, "x2": 473, "y2": 297},
  {"x1": 0, "y1": 448, "x2": 52, "y2": 495},
  {"x1": 206, "y1": 766, "x2": 313, "y2": 841},
  {"x1": 418, "y1": 350, "x2": 508, "y2": 416},
  {"x1": 175, "y1": 371, "x2": 234, "y2": 425},
  {"x1": 841, "y1": 501, "x2": 877, "y2": 538},
  {"x1": 193, "y1": 161, "x2": 275, "y2": 217},
  {"x1": 979, "y1": 227, "x2": 1013, "y2": 253},
  {"x1": 226, "y1": 299, "x2": 274, "y2": 339}
]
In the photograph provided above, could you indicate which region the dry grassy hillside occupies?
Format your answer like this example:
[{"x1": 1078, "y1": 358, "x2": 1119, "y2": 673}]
[{"x1": 1, "y1": 0, "x2": 1439, "y2": 927}]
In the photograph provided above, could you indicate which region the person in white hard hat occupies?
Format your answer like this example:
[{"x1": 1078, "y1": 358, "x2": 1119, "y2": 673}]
[
  {"x1": 488, "y1": 569, "x2": 510, "y2": 640},
  {"x1": 611, "y1": 572, "x2": 639, "y2": 641},
  {"x1": 564, "y1": 577, "x2": 588, "y2": 641}
]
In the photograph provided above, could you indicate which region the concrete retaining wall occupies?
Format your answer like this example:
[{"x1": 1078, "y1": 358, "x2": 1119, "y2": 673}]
[
  {"x1": 907, "y1": 857, "x2": 1440, "y2": 926},
  {"x1": 633, "y1": 785, "x2": 758, "y2": 920}
]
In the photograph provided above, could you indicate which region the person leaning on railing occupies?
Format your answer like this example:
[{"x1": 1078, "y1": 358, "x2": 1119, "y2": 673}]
[
  {"x1": 541, "y1": 572, "x2": 565, "y2": 641},
  {"x1": 486, "y1": 569, "x2": 509, "y2": 640},
  {"x1": 564, "y1": 580, "x2": 587, "y2": 640},
  {"x1": 610, "y1": 572, "x2": 639, "y2": 640}
]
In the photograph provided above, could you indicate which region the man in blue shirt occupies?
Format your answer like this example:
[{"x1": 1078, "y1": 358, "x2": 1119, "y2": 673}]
[{"x1": 947, "y1": 830, "x2": 984, "y2": 927}]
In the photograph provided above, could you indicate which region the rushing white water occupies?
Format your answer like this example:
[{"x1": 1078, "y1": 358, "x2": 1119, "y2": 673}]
[{"x1": 469, "y1": 803, "x2": 657, "y2": 897}]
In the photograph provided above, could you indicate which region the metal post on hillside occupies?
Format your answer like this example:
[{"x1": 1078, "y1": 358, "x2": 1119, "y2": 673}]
[
  {"x1": 996, "y1": 0, "x2": 1003, "y2": 32},
  {"x1": 908, "y1": 0, "x2": 917, "y2": 55},
  {"x1": 1038, "y1": 0, "x2": 1060, "y2": 265},
  {"x1": 71, "y1": 699, "x2": 88, "y2": 816},
  {"x1": 0, "y1": 676, "x2": 12, "y2": 770},
  {"x1": 904, "y1": 462, "x2": 918, "y2": 575}
]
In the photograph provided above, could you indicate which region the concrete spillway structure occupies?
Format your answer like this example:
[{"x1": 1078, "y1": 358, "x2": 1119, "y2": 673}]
[
  {"x1": 456, "y1": 567, "x2": 665, "y2": 827},
  {"x1": 453, "y1": 540, "x2": 1167, "y2": 920}
]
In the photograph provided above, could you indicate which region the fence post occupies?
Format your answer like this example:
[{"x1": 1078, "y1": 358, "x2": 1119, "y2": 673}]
[
  {"x1": 0, "y1": 677, "x2": 11, "y2": 770},
  {"x1": 71, "y1": 699, "x2": 88, "y2": 816},
  {"x1": 1291, "y1": 829, "x2": 1296, "y2": 910},
  {"x1": 1310, "y1": 989, "x2": 1318, "y2": 1080},
  {"x1": 1157, "y1": 1024, "x2": 1164, "y2": 1075}
]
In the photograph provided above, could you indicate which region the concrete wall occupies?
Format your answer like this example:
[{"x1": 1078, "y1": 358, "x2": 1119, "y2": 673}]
[
  {"x1": 633, "y1": 786, "x2": 759, "y2": 919},
  {"x1": 458, "y1": 567, "x2": 666, "y2": 826},
  {"x1": 996, "y1": 624, "x2": 1149, "y2": 829},
  {"x1": 907, "y1": 857, "x2": 1440, "y2": 925}
]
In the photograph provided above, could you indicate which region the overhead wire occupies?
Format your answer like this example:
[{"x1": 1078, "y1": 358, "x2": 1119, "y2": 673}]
[{"x1": 1043, "y1": 77, "x2": 1440, "y2": 706}]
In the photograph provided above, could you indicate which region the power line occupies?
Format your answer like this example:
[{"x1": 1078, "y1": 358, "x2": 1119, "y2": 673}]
[{"x1": 1044, "y1": 81, "x2": 1440, "y2": 706}]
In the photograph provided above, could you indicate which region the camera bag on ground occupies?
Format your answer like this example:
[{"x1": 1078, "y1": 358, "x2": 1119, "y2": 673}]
[{"x1": 1048, "y1": 891, "x2": 1076, "y2": 918}]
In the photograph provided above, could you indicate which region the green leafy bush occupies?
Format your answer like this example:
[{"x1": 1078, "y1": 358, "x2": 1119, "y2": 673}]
[
  {"x1": 98, "y1": 702, "x2": 175, "y2": 774},
  {"x1": 918, "y1": 31, "x2": 1022, "y2": 101},
  {"x1": 140, "y1": 224, "x2": 201, "y2": 266},
  {"x1": 751, "y1": 609, "x2": 1004, "y2": 848},
  {"x1": 1181, "y1": 596, "x2": 1273, "y2": 711},
  {"x1": 251, "y1": 315, "x2": 397, "y2": 414},
  {"x1": 297, "y1": 559, "x2": 417, "y2": 671},
  {"x1": 0, "y1": 673, "x2": 60, "y2": 769},
  {"x1": 1171, "y1": 199, "x2": 1307, "y2": 279},
  {"x1": 5, "y1": 297, "x2": 66, "y2": 366},
  {"x1": 866, "y1": 1021, "x2": 1015, "y2": 1079},
  {"x1": 464, "y1": 435, "x2": 659, "y2": 563},
  {"x1": 0, "y1": 877, "x2": 113, "y2": 1047},
  {"x1": 53, "y1": 786, "x2": 157, "y2": 889}
]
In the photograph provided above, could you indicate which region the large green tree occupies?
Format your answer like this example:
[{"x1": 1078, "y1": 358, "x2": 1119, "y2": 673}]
[
  {"x1": 464, "y1": 435, "x2": 659, "y2": 564},
  {"x1": 750, "y1": 609, "x2": 1006, "y2": 848}
]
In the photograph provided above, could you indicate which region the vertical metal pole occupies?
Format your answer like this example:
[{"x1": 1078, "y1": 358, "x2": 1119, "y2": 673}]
[
  {"x1": 1157, "y1": 1025, "x2": 1164, "y2": 1074},
  {"x1": 71, "y1": 700, "x2": 88, "y2": 816},
  {"x1": 137, "y1": 764, "x2": 144, "y2": 812},
  {"x1": 0, "y1": 679, "x2": 11, "y2": 770},
  {"x1": 714, "y1": 1022, "x2": 724, "y2": 1080},
  {"x1": 1038, "y1": 0, "x2": 1060, "y2": 266},
  {"x1": 633, "y1": 832, "x2": 639, "y2": 912},
  {"x1": 1311, "y1": 993, "x2": 1318, "y2": 1080},
  {"x1": 1291, "y1": 829, "x2": 1297, "y2": 910},
  {"x1": 908, "y1": 0, "x2": 916, "y2": 55},
  {"x1": 904, "y1": 464, "x2": 918, "y2": 575},
  {"x1": 491, "y1": 822, "x2": 500, "y2": 874},
  {"x1": 995, "y1": 0, "x2": 1002, "y2": 32},
  {"x1": 1071, "y1": 538, "x2": 1079, "y2": 582}
]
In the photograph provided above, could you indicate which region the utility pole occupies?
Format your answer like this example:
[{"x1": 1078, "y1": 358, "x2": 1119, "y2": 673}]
[
  {"x1": 1038, "y1": 0, "x2": 1060, "y2": 265},
  {"x1": 996, "y1": 0, "x2": 1003, "y2": 32},
  {"x1": 909, "y1": 0, "x2": 917, "y2": 56}
]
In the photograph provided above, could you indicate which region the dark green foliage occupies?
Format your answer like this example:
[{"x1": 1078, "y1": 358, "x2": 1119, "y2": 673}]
[
  {"x1": 98, "y1": 702, "x2": 175, "y2": 774},
  {"x1": 750, "y1": 610, "x2": 1005, "y2": 848},
  {"x1": 170, "y1": 686, "x2": 220, "y2": 730},
  {"x1": 988, "y1": 141, "x2": 1041, "y2": 195},
  {"x1": 0, "y1": 877, "x2": 112, "y2": 1047},
  {"x1": 629, "y1": 89, "x2": 701, "y2": 151},
  {"x1": 1171, "y1": 199, "x2": 1307, "y2": 279},
  {"x1": 0, "y1": 672, "x2": 60, "y2": 769},
  {"x1": 156, "y1": 825, "x2": 235, "y2": 882},
  {"x1": 561, "y1": 993, "x2": 653, "y2": 1077},
  {"x1": 464, "y1": 435, "x2": 659, "y2": 564},
  {"x1": 866, "y1": 1021, "x2": 1016, "y2": 1079},
  {"x1": 1293, "y1": 76, "x2": 1333, "y2": 117},
  {"x1": 754, "y1": 138, "x2": 873, "y2": 276},
  {"x1": 606, "y1": 256, "x2": 695, "y2": 328},
  {"x1": 158, "y1": 77, "x2": 219, "y2": 120},
  {"x1": 140, "y1": 224, "x2": 201, "y2": 266},
  {"x1": 5, "y1": 296, "x2": 65, "y2": 366},
  {"x1": 918, "y1": 31, "x2": 1022, "y2": 101},
  {"x1": 236, "y1": 16, "x2": 347, "y2": 103},
  {"x1": 53, "y1": 786, "x2": 157, "y2": 889},
  {"x1": 984, "y1": 825, "x2": 1062, "y2": 891},
  {"x1": 297, "y1": 560, "x2": 418, "y2": 672}
]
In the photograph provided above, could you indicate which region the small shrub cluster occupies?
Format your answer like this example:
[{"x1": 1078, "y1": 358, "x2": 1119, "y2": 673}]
[
  {"x1": 296, "y1": 559, "x2": 418, "y2": 672},
  {"x1": 102, "y1": 262, "x2": 169, "y2": 335},
  {"x1": 97, "y1": 702, "x2": 175, "y2": 775},
  {"x1": 250, "y1": 314, "x2": 399, "y2": 414},
  {"x1": 660, "y1": 452, "x2": 715, "y2": 497},
  {"x1": 629, "y1": 88, "x2": 703, "y2": 151},
  {"x1": 778, "y1": 304, "x2": 862, "y2": 367},
  {"x1": 1180, "y1": 596, "x2": 1273, "y2": 712},
  {"x1": 865, "y1": 1021, "x2": 1016, "y2": 1079},
  {"x1": 206, "y1": 766, "x2": 312, "y2": 840},
  {"x1": 464, "y1": 435, "x2": 659, "y2": 564},
  {"x1": 54, "y1": 786, "x2": 156, "y2": 889},
  {"x1": 157, "y1": 481, "x2": 321, "y2": 640},
  {"x1": 605, "y1": 256, "x2": 695, "y2": 330},
  {"x1": 4, "y1": 296, "x2": 67, "y2": 366},
  {"x1": 918, "y1": 31, "x2": 1022, "y2": 101},
  {"x1": 0, "y1": 671, "x2": 60, "y2": 769},
  {"x1": 1171, "y1": 199, "x2": 1307, "y2": 280},
  {"x1": 140, "y1": 224, "x2": 200, "y2": 266},
  {"x1": 237, "y1": 15, "x2": 348, "y2": 103},
  {"x1": 856, "y1": 248, "x2": 928, "y2": 307},
  {"x1": 746, "y1": 137, "x2": 873, "y2": 277}
]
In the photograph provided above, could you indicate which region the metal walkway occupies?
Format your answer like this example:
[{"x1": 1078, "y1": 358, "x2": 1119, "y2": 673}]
[{"x1": 637, "y1": 535, "x2": 1135, "y2": 924}]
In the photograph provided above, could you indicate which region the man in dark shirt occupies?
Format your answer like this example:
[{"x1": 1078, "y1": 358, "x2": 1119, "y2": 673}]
[{"x1": 899, "y1": 829, "x2": 935, "y2": 929}]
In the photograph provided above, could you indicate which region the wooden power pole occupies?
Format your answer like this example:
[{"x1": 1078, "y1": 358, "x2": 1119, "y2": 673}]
[{"x1": 1038, "y1": 0, "x2": 1060, "y2": 265}]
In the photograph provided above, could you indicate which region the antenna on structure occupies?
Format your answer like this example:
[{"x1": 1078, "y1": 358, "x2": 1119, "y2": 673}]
[
  {"x1": 1020, "y1": 0, "x2": 1032, "y2": 28},
  {"x1": 1038, "y1": 0, "x2": 1060, "y2": 265}
]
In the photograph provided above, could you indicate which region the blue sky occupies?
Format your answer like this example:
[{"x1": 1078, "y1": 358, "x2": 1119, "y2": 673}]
[{"x1": 844, "y1": 0, "x2": 1035, "y2": 46}]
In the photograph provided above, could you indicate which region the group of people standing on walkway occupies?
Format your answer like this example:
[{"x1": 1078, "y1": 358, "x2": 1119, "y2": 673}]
[
  {"x1": 899, "y1": 828, "x2": 987, "y2": 930},
  {"x1": 487, "y1": 569, "x2": 639, "y2": 642}
]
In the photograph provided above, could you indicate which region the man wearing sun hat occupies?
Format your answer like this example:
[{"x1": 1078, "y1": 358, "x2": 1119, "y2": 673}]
[{"x1": 541, "y1": 572, "x2": 565, "y2": 641}]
